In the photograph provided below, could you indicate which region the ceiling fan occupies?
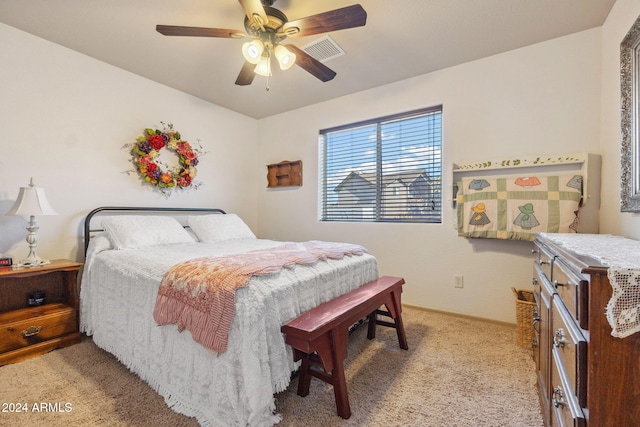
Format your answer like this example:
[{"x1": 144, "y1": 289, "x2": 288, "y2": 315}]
[{"x1": 156, "y1": 0, "x2": 367, "y2": 87}]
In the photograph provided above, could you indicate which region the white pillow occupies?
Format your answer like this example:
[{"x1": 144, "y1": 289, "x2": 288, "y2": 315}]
[
  {"x1": 87, "y1": 232, "x2": 113, "y2": 255},
  {"x1": 101, "y1": 215, "x2": 195, "y2": 249},
  {"x1": 188, "y1": 214, "x2": 256, "y2": 243}
]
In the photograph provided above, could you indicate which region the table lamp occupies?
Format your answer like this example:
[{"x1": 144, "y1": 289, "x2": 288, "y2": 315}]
[{"x1": 6, "y1": 178, "x2": 58, "y2": 267}]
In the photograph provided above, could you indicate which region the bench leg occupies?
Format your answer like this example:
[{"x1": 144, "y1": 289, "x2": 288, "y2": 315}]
[
  {"x1": 330, "y1": 327, "x2": 351, "y2": 419},
  {"x1": 366, "y1": 290, "x2": 409, "y2": 351},
  {"x1": 387, "y1": 288, "x2": 409, "y2": 350},
  {"x1": 294, "y1": 330, "x2": 351, "y2": 418},
  {"x1": 296, "y1": 353, "x2": 313, "y2": 397},
  {"x1": 394, "y1": 313, "x2": 409, "y2": 350},
  {"x1": 367, "y1": 310, "x2": 378, "y2": 339}
]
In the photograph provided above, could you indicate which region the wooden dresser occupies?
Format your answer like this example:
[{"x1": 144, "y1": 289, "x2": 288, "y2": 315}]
[
  {"x1": 0, "y1": 260, "x2": 82, "y2": 365},
  {"x1": 532, "y1": 234, "x2": 640, "y2": 426}
]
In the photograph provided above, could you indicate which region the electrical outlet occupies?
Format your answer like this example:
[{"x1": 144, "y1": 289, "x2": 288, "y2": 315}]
[{"x1": 454, "y1": 275, "x2": 464, "y2": 288}]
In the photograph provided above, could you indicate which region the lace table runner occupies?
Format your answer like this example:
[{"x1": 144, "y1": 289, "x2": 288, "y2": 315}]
[{"x1": 539, "y1": 233, "x2": 640, "y2": 338}]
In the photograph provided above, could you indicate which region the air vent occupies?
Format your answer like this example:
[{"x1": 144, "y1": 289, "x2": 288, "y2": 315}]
[{"x1": 301, "y1": 35, "x2": 345, "y2": 62}]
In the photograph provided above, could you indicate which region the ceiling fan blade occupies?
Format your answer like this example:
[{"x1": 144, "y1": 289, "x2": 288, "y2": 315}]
[
  {"x1": 282, "y1": 4, "x2": 367, "y2": 38},
  {"x1": 235, "y1": 61, "x2": 256, "y2": 86},
  {"x1": 284, "y1": 44, "x2": 336, "y2": 82},
  {"x1": 238, "y1": 0, "x2": 268, "y2": 29},
  {"x1": 156, "y1": 25, "x2": 246, "y2": 38}
]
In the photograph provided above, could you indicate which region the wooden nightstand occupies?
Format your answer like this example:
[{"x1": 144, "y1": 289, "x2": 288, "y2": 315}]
[{"x1": 0, "y1": 259, "x2": 82, "y2": 365}]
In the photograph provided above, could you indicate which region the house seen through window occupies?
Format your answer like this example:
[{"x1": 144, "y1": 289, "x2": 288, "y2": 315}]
[{"x1": 319, "y1": 105, "x2": 442, "y2": 223}]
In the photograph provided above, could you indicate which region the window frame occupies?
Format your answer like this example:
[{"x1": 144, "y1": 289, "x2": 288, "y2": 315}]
[{"x1": 318, "y1": 105, "x2": 443, "y2": 224}]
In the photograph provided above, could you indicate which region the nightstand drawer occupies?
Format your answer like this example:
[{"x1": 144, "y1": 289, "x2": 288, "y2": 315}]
[{"x1": 0, "y1": 304, "x2": 77, "y2": 353}]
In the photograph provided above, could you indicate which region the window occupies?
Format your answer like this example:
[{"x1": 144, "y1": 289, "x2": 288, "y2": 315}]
[{"x1": 319, "y1": 106, "x2": 442, "y2": 223}]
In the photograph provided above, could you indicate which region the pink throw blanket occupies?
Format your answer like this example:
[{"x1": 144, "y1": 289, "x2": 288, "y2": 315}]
[{"x1": 153, "y1": 241, "x2": 367, "y2": 353}]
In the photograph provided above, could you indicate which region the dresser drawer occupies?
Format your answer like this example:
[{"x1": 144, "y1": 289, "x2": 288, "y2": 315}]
[
  {"x1": 551, "y1": 347, "x2": 585, "y2": 427},
  {"x1": 534, "y1": 241, "x2": 554, "y2": 281},
  {"x1": 551, "y1": 296, "x2": 586, "y2": 406},
  {"x1": 551, "y1": 258, "x2": 588, "y2": 329},
  {"x1": 0, "y1": 304, "x2": 77, "y2": 353}
]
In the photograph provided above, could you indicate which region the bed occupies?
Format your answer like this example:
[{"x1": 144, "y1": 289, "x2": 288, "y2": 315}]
[{"x1": 79, "y1": 207, "x2": 379, "y2": 426}]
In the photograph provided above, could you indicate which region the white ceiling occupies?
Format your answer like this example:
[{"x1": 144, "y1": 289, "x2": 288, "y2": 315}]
[{"x1": 0, "y1": 0, "x2": 615, "y2": 119}]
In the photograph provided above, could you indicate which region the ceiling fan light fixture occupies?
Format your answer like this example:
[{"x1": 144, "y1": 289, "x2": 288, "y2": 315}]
[
  {"x1": 157, "y1": 3, "x2": 367, "y2": 87},
  {"x1": 242, "y1": 39, "x2": 264, "y2": 64},
  {"x1": 274, "y1": 45, "x2": 296, "y2": 70},
  {"x1": 254, "y1": 55, "x2": 272, "y2": 76}
]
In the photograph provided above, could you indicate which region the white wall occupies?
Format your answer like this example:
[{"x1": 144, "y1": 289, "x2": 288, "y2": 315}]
[
  {"x1": 257, "y1": 28, "x2": 603, "y2": 323},
  {"x1": 599, "y1": 0, "x2": 640, "y2": 238},
  {"x1": 0, "y1": 23, "x2": 260, "y2": 262}
]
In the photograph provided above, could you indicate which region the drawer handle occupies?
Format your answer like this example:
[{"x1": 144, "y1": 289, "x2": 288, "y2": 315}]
[
  {"x1": 539, "y1": 260, "x2": 550, "y2": 265},
  {"x1": 553, "y1": 328, "x2": 567, "y2": 348},
  {"x1": 552, "y1": 386, "x2": 566, "y2": 408},
  {"x1": 531, "y1": 249, "x2": 538, "y2": 255},
  {"x1": 532, "y1": 307, "x2": 541, "y2": 334},
  {"x1": 21, "y1": 325, "x2": 42, "y2": 337},
  {"x1": 532, "y1": 277, "x2": 538, "y2": 286},
  {"x1": 553, "y1": 279, "x2": 566, "y2": 289}
]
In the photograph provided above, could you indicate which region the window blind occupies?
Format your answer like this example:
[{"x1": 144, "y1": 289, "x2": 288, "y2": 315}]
[{"x1": 319, "y1": 106, "x2": 442, "y2": 223}]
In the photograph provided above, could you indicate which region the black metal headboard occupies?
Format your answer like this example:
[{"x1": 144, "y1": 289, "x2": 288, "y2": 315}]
[{"x1": 83, "y1": 206, "x2": 226, "y2": 254}]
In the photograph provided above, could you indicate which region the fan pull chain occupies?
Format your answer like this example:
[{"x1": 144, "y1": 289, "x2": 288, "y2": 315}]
[{"x1": 265, "y1": 55, "x2": 271, "y2": 92}]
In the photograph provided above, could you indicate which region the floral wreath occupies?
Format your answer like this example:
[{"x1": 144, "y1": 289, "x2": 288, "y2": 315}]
[{"x1": 127, "y1": 122, "x2": 203, "y2": 195}]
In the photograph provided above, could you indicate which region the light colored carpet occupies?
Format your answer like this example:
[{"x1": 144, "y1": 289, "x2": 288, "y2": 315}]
[{"x1": 0, "y1": 306, "x2": 543, "y2": 426}]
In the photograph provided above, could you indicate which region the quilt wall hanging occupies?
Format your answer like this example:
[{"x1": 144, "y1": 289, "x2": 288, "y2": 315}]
[{"x1": 456, "y1": 174, "x2": 582, "y2": 241}]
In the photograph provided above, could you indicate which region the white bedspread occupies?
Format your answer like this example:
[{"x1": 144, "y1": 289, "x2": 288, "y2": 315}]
[{"x1": 80, "y1": 236, "x2": 378, "y2": 426}]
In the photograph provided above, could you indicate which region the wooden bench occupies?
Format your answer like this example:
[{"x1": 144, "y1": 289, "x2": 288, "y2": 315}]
[{"x1": 280, "y1": 275, "x2": 408, "y2": 419}]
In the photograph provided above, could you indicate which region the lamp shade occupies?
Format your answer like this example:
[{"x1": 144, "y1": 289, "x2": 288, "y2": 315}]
[
  {"x1": 274, "y1": 45, "x2": 296, "y2": 70},
  {"x1": 254, "y1": 56, "x2": 272, "y2": 76},
  {"x1": 242, "y1": 39, "x2": 264, "y2": 65},
  {"x1": 7, "y1": 180, "x2": 58, "y2": 216}
]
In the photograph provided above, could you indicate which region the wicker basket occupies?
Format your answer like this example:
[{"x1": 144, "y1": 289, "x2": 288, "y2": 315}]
[{"x1": 512, "y1": 287, "x2": 536, "y2": 349}]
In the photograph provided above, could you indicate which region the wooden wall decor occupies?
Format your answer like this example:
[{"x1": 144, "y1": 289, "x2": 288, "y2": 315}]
[{"x1": 267, "y1": 160, "x2": 302, "y2": 188}]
